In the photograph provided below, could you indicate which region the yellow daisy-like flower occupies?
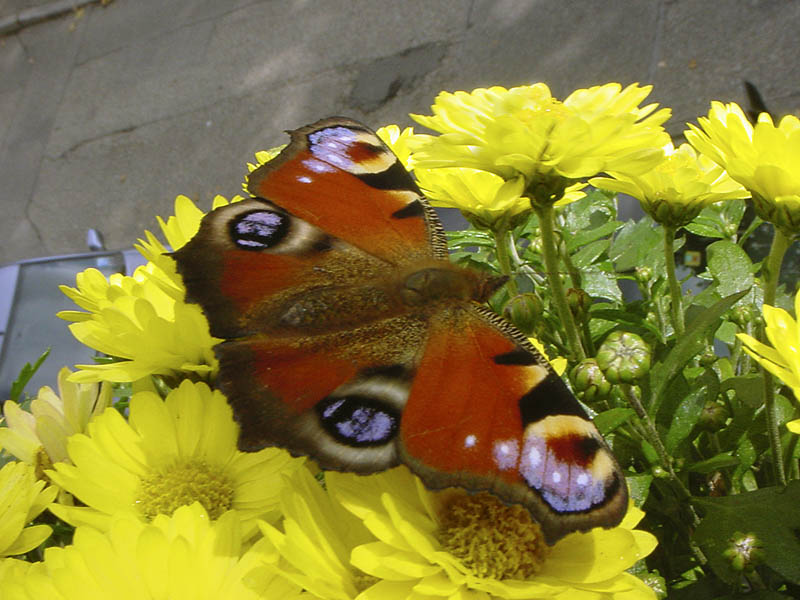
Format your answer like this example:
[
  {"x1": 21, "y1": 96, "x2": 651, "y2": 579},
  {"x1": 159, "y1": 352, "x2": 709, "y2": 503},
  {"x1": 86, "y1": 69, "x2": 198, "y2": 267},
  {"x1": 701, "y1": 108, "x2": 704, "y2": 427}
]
[
  {"x1": 685, "y1": 102, "x2": 800, "y2": 235},
  {"x1": 414, "y1": 167, "x2": 529, "y2": 229},
  {"x1": 738, "y1": 288, "x2": 800, "y2": 434},
  {"x1": 59, "y1": 195, "x2": 244, "y2": 384},
  {"x1": 254, "y1": 466, "x2": 376, "y2": 599},
  {"x1": 376, "y1": 124, "x2": 421, "y2": 170},
  {"x1": 2, "y1": 503, "x2": 303, "y2": 600},
  {"x1": 46, "y1": 380, "x2": 304, "y2": 539},
  {"x1": 411, "y1": 83, "x2": 670, "y2": 205},
  {"x1": 591, "y1": 142, "x2": 749, "y2": 228},
  {"x1": 0, "y1": 367, "x2": 110, "y2": 477},
  {"x1": 257, "y1": 466, "x2": 657, "y2": 599},
  {"x1": 0, "y1": 461, "x2": 57, "y2": 557},
  {"x1": 58, "y1": 263, "x2": 218, "y2": 383}
]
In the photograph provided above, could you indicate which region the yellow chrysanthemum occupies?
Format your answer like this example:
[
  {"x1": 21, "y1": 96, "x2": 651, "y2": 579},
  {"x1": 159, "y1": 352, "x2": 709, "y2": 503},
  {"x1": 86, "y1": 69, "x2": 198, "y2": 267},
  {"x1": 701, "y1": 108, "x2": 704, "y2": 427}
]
[
  {"x1": 738, "y1": 288, "x2": 800, "y2": 434},
  {"x1": 414, "y1": 167, "x2": 529, "y2": 229},
  {"x1": 0, "y1": 367, "x2": 110, "y2": 477},
  {"x1": 58, "y1": 195, "x2": 249, "y2": 384},
  {"x1": 411, "y1": 83, "x2": 670, "y2": 205},
  {"x1": 591, "y1": 142, "x2": 749, "y2": 227},
  {"x1": 257, "y1": 466, "x2": 657, "y2": 599},
  {"x1": 254, "y1": 466, "x2": 376, "y2": 599},
  {"x1": 376, "y1": 124, "x2": 421, "y2": 170},
  {"x1": 46, "y1": 380, "x2": 304, "y2": 539},
  {"x1": 1, "y1": 503, "x2": 303, "y2": 600},
  {"x1": 685, "y1": 102, "x2": 800, "y2": 234},
  {"x1": 0, "y1": 462, "x2": 57, "y2": 557}
]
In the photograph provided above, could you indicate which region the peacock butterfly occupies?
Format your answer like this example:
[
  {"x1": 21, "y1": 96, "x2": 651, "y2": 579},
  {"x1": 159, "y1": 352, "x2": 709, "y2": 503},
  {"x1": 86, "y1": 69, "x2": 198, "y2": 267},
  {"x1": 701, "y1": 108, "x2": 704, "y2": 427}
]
[{"x1": 171, "y1": 117, "x2": 628, "y2": 544}]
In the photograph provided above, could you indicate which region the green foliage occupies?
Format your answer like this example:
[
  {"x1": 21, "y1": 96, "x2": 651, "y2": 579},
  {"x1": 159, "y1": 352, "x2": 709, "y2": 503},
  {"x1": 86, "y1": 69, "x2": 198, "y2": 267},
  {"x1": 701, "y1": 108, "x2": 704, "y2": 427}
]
[
  {"x1": 456, "y1": 191, "x2": 800, "y2": 597},
  {"x1": 8, "y1": 347, "x2": 51, "y2": 403}
]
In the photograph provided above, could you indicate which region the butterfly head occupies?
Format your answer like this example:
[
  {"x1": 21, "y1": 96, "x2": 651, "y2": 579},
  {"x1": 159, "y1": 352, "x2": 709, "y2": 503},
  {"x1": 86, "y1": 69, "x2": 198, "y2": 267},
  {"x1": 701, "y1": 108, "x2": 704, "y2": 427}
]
[{"x1": 398, "y1": 264, "x2": 507, "y2": 307}]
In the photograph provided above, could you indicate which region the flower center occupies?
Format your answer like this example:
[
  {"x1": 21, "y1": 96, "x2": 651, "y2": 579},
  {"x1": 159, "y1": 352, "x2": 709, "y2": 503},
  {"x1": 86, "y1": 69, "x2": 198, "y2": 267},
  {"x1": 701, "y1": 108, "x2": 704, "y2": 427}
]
[
  {"x1": 437, "y1": 492, "x2": 551, "y2": 580},
  {"x1": 136, "y1": 460, "x2": 234, "y2": 520}
]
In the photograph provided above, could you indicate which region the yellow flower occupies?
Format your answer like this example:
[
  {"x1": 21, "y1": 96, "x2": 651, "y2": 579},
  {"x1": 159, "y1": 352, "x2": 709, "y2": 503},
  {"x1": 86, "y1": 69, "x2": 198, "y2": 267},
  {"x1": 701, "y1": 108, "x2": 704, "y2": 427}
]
[
  {"x1": 254, "y1": 466, "x2": 376, "y2": 599},
  {"x1": 414, "y1": 167, "x2": 530, "y2": 229},
  {"x1": 529, "y1": 336, "x2": 568, "y2": 376},
  {"x1": 685, "y1": 102, "x2": 800, "y2": 234},
  {"x1": 59, "y1": 195, "x2": 242, "y2": 384},
  {"x1": 3, "y1": 503, "x2": 303, "y2": 600},
  {"x1": 738, "y1": 288, "x2": 800, "y2": 434},
  {"x1": 46, "y1": 381, "x2": 304, "y2": 539},
  {"x1": 376, "y1": 124, "x2": 421, "y2": 169},
  {"x1": 0, "y1": 462, "x2": 57, "y2": 557},
  {"x1": 0, "y1": 367, "x2": 110, "y2": 477},
  {"x1": 411, "y1": 83, "x2": 670, "y2": 202},
  {"x1": 257, "y1": 466, "x2": 657, "y2": 599},
  {"x1": 591, "y1": 142, "x2": 749, "y2": 227}
]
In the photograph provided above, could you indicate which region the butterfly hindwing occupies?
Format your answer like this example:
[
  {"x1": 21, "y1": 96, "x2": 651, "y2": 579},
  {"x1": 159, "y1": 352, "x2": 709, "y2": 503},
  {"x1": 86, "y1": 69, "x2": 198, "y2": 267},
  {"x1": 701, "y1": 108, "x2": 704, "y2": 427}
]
[{"x1": 399, "y1": 305, "x2": 628, "y2": 545}]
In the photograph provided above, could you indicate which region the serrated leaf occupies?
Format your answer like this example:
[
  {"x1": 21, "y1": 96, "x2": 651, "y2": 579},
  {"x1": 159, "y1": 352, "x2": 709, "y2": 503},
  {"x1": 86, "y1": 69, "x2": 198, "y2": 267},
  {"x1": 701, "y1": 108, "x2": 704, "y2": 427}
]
[
  {"x1": 706, "y1": 240, "x2": 754, "y2": 297},
  {"x1": 9, "y1": 348, "x2": 51, "y2": 402},
  {"x1": 581, "y1": 268, "x2": 622, "y2": 302},
  {"x1": 594, "y1": 408, "x2": 636, "y2": 434},
  {"x1": 694, "y1": 481, "x2": 800, "y2": 585}
]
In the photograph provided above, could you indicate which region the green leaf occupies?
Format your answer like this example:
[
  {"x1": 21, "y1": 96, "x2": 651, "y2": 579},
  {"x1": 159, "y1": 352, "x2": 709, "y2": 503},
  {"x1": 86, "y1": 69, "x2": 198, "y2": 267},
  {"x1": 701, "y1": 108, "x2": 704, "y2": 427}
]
[
  {"x1": 684, "y1": 221, "x2": 725, "y2": 239},
  {"x1": 688, "y1": 453, "x2": 740, "y2": 473},
  {"x1": 625, "y1": 473, "x2": 654, "y2": 506},
  {"x1": 566, "y1": 221, "x2": 619, "y2": 252},
  {"x1": 706, "y1": 240, "x2": 754, "y2": 297},
  {"x1": 581, "y1": 267, "x2": 622, "y2": 302},
  {"x1": 9, "y1": 348, "x2": 51, "y2": 402},
  {"x1": 571, "y1": 239, "x2": 610, "y2": 268},
  {"x1": 594, "y1": 407, "x2": 636, "y2": 434},
  {"x1": 649, "y1": 290, "x2": 748, "y2": 416},
  {"x1": 611, "y1": 218, "x2": 661, "y2": 272},
  {"x1": 694, "y1": 481, "x2": 800, "y2": 585},
  {"x1": 665, "y1": 385, "x2": 708, "y2": 453}
]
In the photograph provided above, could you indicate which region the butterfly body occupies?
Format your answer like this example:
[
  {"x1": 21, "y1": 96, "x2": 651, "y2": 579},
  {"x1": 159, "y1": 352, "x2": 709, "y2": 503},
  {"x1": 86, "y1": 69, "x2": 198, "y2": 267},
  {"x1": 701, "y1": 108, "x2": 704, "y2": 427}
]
[{"x1": 172, "y1": 117, "x2": 627, "y2": 544}]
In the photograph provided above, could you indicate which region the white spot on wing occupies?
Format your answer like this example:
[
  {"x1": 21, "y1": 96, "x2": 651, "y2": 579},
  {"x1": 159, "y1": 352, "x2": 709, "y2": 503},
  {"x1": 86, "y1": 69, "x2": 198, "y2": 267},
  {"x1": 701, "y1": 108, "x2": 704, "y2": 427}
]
[
  {"x1": 464, "y1": 434, "x2": 477, "y2": 448},
  {"x1": 492, "y1": 439, "x2": 519, "y2": 471}
]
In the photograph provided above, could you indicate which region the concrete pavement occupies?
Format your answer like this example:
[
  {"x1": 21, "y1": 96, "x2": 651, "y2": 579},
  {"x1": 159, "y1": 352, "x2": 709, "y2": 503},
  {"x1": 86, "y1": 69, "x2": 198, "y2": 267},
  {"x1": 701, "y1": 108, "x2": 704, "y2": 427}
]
[{"x1": 1, "y1": 0, "x2": 799, "y2": 264}]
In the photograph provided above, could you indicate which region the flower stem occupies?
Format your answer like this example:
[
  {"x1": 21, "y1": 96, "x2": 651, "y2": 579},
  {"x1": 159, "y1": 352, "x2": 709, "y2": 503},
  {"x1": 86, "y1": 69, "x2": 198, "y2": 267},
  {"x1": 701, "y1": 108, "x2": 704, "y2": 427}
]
[
  {"x1": 663, "y1": 226, "x2": 685, "y2": 337},
  {"x1": 761, "y1": 227, "x2": 791, "y2": 485},
  {"x1": 493, "y1": 228, "x2": 519, "y2": 296},
  {"x1": 535, "y1": 204, "x2": 585, "y2": 361}
]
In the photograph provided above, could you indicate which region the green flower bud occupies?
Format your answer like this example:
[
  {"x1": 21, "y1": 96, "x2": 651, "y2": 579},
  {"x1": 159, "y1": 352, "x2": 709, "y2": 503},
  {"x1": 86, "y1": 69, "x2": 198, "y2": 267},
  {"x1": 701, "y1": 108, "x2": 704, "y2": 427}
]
[
  {"x1": 596, "y1": 331, "x2": 652, "y2": 384},
  {"x1": 723, "y1": 222, "x2": 738, "y2": 238},
  {"x1": 722, "y1": 532, "x2": 764, "y2": 573},
  {"x1": 570, "y1": 359, "x2": 612, "y2": 403},
  {"x1": 698, "y1": 400, "x2": 730, "y2": 432},
  {"x1": 729, "y1": 305, "x2": 755, "y2": 329},
  {"x1": 503, "y1": 293, "x2": 543, "y2": 334},
  {"x1": 699, "y1": 346, "x2": 716, "y2": 367},
  {"x1": 566, "y1": 288, "x2": 590, "y2": 320},
  {"x1": 651, "y1": 465, "x2": 668, "y2": 478},
  {"x1": 635, "y1": 266, "x2": 653, "y2": 284}
]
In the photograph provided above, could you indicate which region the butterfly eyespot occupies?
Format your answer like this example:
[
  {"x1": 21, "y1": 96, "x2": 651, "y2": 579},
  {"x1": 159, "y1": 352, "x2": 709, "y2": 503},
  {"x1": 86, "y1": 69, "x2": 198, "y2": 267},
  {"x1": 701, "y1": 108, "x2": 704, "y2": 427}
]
[
  {"x1": 316, "y1": 395, "x2": 400, "y2": 447},
  {"x1": 229, "y1": 209, "x2": 289, "y2": 250}
]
